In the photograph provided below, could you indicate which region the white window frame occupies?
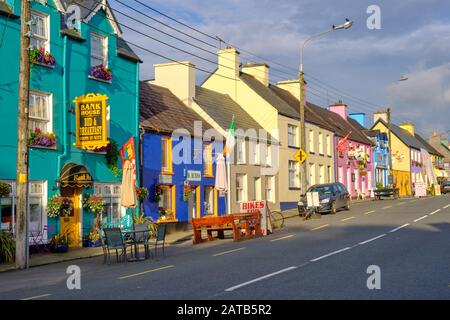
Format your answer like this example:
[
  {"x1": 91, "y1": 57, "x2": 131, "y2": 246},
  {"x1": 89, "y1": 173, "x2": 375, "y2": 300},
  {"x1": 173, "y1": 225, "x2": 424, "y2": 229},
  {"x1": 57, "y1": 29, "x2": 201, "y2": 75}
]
[
  {"x1": 249, "y1": 141, "x2": 260, "y2": 165},
  {"x1": 29, "y1": 181, "x2": 47, "y2": 238},
  {"x1": 93, "y1": 183, "x2": 124, "y2": 227},
  {"x1": 326, "y1": 134, "x2": 332, "y2": 156},
  {"x1": 288, "y1": 124, "x2": 298, "y2": 147},
  {"x1": 288, "y1": 160, "x2": 300, "y2": 188},
  {"x1": 265, "y1": 144, "x2": 272, "y2": 166},
  {"x1": 29, "y1": 91, "x2": 53, "y2": 133},
  {"x1": 253, "y1": 177, "x2": 261, "y2": 201},
  {"x1": 236, "y1": 174, "x2": 247, "y2": 203},
  {"x1": 265, "y1": 176, "x2": 275, "y2": 203},
  {"x1": 30, "y1": 10, "x2": 50, "y2": 51},
  {"x1": 237, "y1": 139, "x2": 246, "y2": 164},
  {"x1": 309, "y1": 163, "x2": 316, "y2": 185},
  {"x1": 319, "y1": 132, "x2": 324, "y2": 155},
  {"x1": 309, "y1": 130, "x2": 315, "y2": 153},
  {"x1": 90, "y1": 32, "x2": 108, "y2": 68},
  {"x1": 319, "y1": 164, "x2": 325, "y2": 184}
]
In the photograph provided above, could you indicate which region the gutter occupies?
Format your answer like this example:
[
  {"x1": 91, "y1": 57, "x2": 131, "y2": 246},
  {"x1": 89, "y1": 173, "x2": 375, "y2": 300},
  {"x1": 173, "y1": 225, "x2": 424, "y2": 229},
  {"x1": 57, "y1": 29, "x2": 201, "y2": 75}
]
[{"x1": 56, "y1": 35, "x2": 68, "y2": 189}]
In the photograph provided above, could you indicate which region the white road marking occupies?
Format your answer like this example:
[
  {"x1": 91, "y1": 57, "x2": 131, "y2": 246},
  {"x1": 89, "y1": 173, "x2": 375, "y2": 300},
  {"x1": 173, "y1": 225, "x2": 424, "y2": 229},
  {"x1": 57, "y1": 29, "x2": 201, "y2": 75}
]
[
  {"x1": 310, "y1": 247, "x2": 352, "y2": 262},
  {"x1": 364, "y1": 210, "x2": 375, "y2": 215},
  {"x1": 359, "y1": 234, "x2": 386, "y2": 245},
  {"x1": 225, "y1": 266, "x2": 297, "y2": 292},
  {"x1": 443, "y1": 204, "x2": 450, "y2": 209},
  {"x1": 341, "y1": 216, "x2": 355, "y2": 222},
  {"x1": 118, "y1": 265, "x2": 174, "y2": 280},
  {"x1": 389, "y1": 224, "x2": 410, "y2": 233},
  {"x1": 414, "y1": 215, "x2": 428, "y2": 223},
  {"x1": 429, "y1": 209, "x2": 440, "y2": 215},
  {"x1": 21, "y1": 293, "x2": 52, "y2": 300},
  {"x1": 382, "y1": 205, "x2": 393, "y2": 209},
  {"x1": 311, "y1": 224, "x2": 329, "y2": 231},
  {"x1": 213, "y1": 247, "x2": 246, "y2": 257},
  {"x1": 270, "y1": 235, "x2": 294, "y2": 242}
]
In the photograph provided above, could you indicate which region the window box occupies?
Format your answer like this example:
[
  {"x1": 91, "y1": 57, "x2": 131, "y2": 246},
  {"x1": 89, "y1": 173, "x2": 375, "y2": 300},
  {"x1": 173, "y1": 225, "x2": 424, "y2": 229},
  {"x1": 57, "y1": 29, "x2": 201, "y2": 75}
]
[
  {"x1": 28, "y1": 128, "x2": 56, "y2": 148},
  {"x1": 89, "y1": 64, "x2": 113, "y2": 82},
  {"x1": 30, "y1": 48, "x2": 55, "y2": 67}
]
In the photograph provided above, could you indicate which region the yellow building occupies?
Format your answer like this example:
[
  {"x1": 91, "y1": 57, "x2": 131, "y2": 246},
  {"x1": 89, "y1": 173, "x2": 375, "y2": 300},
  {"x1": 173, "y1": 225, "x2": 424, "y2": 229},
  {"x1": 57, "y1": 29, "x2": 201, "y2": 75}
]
[{"x1": 202, "y1": 48, "x2": 335, "y2": 210}]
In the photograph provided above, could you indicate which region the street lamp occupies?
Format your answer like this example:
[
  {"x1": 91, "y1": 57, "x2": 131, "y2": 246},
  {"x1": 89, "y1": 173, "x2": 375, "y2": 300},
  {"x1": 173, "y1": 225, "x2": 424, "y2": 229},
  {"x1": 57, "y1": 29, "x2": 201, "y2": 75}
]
[
  {"x1": 299, "y1": 18, "x2": 353, "y2": 194},
  {"x1": 387, "y1": 75, "x2": 409, "y2": 187}
]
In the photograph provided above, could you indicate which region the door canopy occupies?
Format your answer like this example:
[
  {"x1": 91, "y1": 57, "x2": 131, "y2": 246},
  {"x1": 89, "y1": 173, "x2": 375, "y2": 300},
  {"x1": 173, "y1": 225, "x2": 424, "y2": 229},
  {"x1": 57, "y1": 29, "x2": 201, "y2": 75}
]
[{"x1": 60, "y1": 163, "x2": 93, "y2": 188}]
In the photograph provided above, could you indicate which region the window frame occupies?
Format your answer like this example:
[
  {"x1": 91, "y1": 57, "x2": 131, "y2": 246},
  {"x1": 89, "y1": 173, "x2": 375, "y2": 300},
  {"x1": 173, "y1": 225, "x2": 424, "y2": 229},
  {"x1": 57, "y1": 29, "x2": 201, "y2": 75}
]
[
  {"x1": 90, "y1": 32, "x2": 108, "y2": 68},
  {"x1": 288, "y1": 160, "x2": 300, "y2": 189},
  {"x1": 203, "y1": 143, "x2": 213, "y2": 177},
  {"x1": 93, "y1": 183, "x2": 123, "y2": 227},
  {"x1": 30, "y1": 10, "x2": 50, "y2": 51},
  {"x1": 237, "y1": 139, "x2": 246, "y2": 164},
  {"x1": 29, "y1": 91, "x2": 53, "y2": 133},
  {"x1": 161, "y1": 136, "x2": 173, "y2": 174},
  {"x1": 236, "y1": 173, "x2": 247, "y2": 203},
  {"x1": 308, "y1": 130, "x2": 315, "y2": 154},
  {"x1": 265, "y1": 176, "x2": 275, "y2": 203},
  {"x1": 288, "y1": 124, "x2": 298, "y2": 148}
]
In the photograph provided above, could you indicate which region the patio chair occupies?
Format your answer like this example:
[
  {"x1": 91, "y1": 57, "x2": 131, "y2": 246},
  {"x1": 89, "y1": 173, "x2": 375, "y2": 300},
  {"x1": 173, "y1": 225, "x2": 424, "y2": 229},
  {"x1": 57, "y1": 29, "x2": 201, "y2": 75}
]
[
  {"x1": 133, "y1": 224, "x2": 150, "y2": 259},
  {"x1": 102, "y1": 228, "x2": 134, "y2": 264},
  {"x1": 145, "y1": 223, "x2": 167, "y2": 259}
]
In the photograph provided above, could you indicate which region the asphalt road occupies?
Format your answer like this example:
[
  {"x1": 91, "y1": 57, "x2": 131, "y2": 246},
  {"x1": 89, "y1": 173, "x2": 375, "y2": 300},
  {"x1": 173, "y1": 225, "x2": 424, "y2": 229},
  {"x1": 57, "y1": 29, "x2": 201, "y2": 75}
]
[{"x1": 1, "y1": 195, "x2": 450, "y2": 300}]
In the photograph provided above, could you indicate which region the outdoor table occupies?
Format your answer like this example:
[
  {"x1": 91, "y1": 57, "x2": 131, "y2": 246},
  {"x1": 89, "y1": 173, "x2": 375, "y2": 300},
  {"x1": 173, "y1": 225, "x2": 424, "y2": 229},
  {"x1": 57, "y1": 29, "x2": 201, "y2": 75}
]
[{"x1": 122, "y1": 230, "x2": 148, "y2": 262}]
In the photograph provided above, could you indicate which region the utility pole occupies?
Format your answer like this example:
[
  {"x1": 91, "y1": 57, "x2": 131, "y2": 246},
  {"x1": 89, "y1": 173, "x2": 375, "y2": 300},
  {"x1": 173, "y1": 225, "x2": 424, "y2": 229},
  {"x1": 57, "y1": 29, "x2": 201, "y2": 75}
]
[
  {"x1": 15, "y1": 0, "x2": 32, "y2": 269},
  {"x1": 299, "y1": 68, "x2": 307, "y2": 194},
  {"x1": 387, "y1": 107, "x2": 393, "y2": 187}
]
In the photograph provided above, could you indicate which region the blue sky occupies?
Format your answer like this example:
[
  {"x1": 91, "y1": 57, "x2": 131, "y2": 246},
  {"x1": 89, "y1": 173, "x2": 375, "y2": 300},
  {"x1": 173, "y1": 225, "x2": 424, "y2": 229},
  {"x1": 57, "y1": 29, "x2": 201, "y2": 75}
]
[{"x1": 111, "y1": 0, "x2": 450, "y2": 138}]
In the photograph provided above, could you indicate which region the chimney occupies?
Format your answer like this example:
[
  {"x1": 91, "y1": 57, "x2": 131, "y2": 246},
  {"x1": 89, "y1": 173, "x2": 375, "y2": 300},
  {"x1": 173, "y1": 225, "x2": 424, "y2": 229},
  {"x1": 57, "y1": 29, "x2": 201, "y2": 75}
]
[
  {"x1": 349, "y1": 113, "x2": 366, "y2": 128},
  {"x1": 152, "y1": 61, "x2": 196, "y2": 107},
  {"x1": 399, "y1": 122, "x2": 415, "y2": 136},
  {"x1": 373, "y1": 111, "x2": 388, "y2": 124},
  {"x1": 328, "y1": 101, "x2": 348, "y2": 120},
  {"x1": 276, "y1": 80, "x2": 301, "y2": 100},
  {"x1": 242, "y1": 63, "x2": 270, "y2": 87},
  {"x1": 218, "y1": 47, "x2": 240, "y2": 79}
]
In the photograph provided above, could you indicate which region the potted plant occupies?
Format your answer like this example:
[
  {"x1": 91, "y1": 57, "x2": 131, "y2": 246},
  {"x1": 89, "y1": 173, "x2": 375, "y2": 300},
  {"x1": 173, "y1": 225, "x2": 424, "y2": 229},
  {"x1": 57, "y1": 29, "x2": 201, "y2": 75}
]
[
  {"x1": 90, "y1": 64, "x2": 113, "y2": 81},
  {"x1": 0, "y1": 182, "x2": 12, "y2": 197},
  {"x1": 0, "y1": 231, "x2": 15, "y2": 263},
  {"x1": 29, "y1": 47, "x2": 56, "y2": 67},
  {"x1": 47, "y1": 194, "x2": 73, "y2": 218},
  {"x1": 154, "y1": 185, "x2": 163, "y2": 202},
  {"x1": 183, "y1": 183, "x2": 192, "y2": 201},
  {"x1": 28, "y1": 128, "x2": 56, "y2": 148},
  {"x1": 136, "y1": 187, "x2": 149, "y2": 201},
  {"x1": 50, "y1": 233, "x2": 69, "y2": 253},
  {"x1": 158, "y1": 207, "x2": 174, "y2": 221},
  {"x1": 86, "y1": 231, "x2": 101, "y2": 247},
  {"x1": 376, "y1": 181, "x2": 384, "y2": 190}
]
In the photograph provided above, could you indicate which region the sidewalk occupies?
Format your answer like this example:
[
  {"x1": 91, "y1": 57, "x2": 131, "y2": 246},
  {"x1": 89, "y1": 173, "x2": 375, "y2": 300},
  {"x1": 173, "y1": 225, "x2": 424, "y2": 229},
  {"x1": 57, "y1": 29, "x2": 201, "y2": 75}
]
[{"x1": 0, "y1": 228, "x2": 193, "y2": 273}]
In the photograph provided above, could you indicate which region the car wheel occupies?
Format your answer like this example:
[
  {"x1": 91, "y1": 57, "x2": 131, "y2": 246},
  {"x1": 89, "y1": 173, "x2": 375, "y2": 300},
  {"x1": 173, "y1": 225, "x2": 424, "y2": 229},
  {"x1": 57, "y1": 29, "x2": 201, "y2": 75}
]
[
  {"x1": 344, "y1": 199, "x2": 350, "y2": 211},
  {"x1": 330, "y1": 202, "x2": 337, "y2": 214}
]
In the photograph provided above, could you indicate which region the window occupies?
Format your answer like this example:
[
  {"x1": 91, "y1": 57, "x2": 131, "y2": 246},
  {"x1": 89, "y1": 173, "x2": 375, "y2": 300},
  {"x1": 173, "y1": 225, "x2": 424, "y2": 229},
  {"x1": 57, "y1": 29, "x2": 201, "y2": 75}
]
[
  {"x1": 29, "y1": 91, "x2": 52, "y2": 133},
  {"x1": 319, "y1": 132, "x2": 324, "y2": 155},
  {"x1": 289, "y1": 160, "x2": 300, "y2": 188},
  {"x1": 309, "y1": 163, "x2": 316, "y2": 185},
  {"x1": 0, "y1": 181, "x2": 15, "y2": 233},
  {"x1": 338, "y1": 166, "x2": 343, "y2": 183},
  {"x1": 91, "y1": 33, "x2": 108, "y2": 67},
  {"x1": 288, "y1": 124, "x2": 298, "y2": 147},
  {"x1": 265, "y1": 144, "x2": 272, "y2": 166},
  {"x1": 30, "y1": 10, "x2": 49, "y2": 50},
  {"x1": 253, "y1": 177, "x2": 261, "y2": 201},
  {"x1": 309, "y1": 130, "x2": 315, "y2": 153},
  {"x1": 328, "y1": 166, "x2": 333, "y2": 183},
  {"x1": 94, "y1": 183, "x2": 122, "y2": 227},
  {"x1": 29, "y1": 182, "x2": 46, "y2": 232},
  {"x1": 319, "y1": 165, "x2": 325, "y2": 184},
  {"x1": 236, "y1": 174, "x2": 247, "y2": 202},
  {"x1": 249, "y1": 141, "x2": 260, "y2": 165},
  {"x1": 266, "y1": 176, "x2": 275, "y2": 202},
  {"x1": 161, "y1": 136, "x2": 173, "y2": 174},
  {"x1": 326, "y1": 135, "x2": 332, "y2": 156},
  {"x1": 203, "y1": 143, "x2": 213, "y2": 177},
  {"x1": 237, "y1": 139, "x2": 246, "y2": 164},
  {"x1": 204, "y1": 186, "x2": 216, "y2": 215},
  {"x1": 158, "y1": 185, "x2": 175, "y2": 214}
]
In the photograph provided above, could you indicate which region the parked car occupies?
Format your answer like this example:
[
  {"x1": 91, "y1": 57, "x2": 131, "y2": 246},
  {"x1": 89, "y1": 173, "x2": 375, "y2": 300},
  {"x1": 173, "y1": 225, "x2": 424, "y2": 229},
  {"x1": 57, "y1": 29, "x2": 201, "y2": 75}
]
[
  {"x1": 440, "y1": 181, "x2": 450, "y2": 194},
  {"x1": 298, "y1": 183, "x2": 350, "y2": 215}
]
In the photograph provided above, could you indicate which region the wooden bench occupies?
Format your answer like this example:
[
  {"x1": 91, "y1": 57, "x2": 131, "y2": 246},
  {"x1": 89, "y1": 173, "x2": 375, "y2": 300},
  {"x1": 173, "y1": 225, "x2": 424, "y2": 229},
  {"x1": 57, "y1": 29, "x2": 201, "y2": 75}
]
[
  {"x1": 191, "y1": 212, "x2": 262, "y2": 244},
  {"x1": 373, "y1": 188, "x2": 399, "y2": 200}
]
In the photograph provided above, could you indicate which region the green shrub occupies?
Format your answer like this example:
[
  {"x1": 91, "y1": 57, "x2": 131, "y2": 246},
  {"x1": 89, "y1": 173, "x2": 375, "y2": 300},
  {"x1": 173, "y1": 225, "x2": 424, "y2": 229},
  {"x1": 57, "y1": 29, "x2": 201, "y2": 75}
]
[{"x1": 0, "y1": 231, "x2": 15, "y2": 263}]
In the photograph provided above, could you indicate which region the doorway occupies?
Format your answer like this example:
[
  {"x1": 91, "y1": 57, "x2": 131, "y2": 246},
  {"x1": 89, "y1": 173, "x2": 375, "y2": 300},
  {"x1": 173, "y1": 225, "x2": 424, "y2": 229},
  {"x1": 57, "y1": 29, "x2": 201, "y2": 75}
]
[
  {"x1": 60, "y1": 187, "x2": 82, "y2": 247},
  {"x1": 188, "y1": 186, "x2": 200, "y2": 219}
]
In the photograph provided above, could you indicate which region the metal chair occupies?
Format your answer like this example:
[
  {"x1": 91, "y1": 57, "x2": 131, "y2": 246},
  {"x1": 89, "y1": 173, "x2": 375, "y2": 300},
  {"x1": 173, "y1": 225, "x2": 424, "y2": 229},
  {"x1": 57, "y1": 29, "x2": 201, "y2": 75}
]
[
  {"x1": 133, "y1": 224, "x2": 150, "y2": 260},
  {"x1": 146, "y1": 223, "x2": 167, "y2": 258},
  {"x1": 102, "y1": 228, "x2": 134, "y2": 264}
]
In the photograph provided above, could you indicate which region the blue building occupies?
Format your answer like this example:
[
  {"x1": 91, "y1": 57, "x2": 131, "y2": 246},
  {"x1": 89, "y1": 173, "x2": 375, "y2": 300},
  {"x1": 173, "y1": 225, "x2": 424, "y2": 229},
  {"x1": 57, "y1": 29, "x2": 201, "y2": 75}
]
[
  {"x1": 368, "y1": 131, "x2": 390, "y2": 189},
  {"x1": 139, "y1": 82, "x2": 226, "y2": 228},
  {"x1": 0, "y1": 0, "x2": 141, "y2": 246}
]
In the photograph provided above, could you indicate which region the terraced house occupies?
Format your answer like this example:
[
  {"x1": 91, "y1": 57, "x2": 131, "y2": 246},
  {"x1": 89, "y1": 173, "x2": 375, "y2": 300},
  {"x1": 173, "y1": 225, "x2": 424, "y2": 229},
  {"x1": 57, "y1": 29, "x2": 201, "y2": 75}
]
[
  {"x1": 202, "y1": 48, "x2": 335, "y2": 210},
  {"x1": 0, "y1": 0, "x2": 140, "y2": 246}
]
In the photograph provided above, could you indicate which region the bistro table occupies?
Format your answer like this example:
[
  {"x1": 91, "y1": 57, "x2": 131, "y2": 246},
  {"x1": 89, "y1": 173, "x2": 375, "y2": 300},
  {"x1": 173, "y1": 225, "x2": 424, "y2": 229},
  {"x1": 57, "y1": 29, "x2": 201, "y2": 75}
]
[{"x1": 122, "y1": 230, "x2": 148, "y2": 262}]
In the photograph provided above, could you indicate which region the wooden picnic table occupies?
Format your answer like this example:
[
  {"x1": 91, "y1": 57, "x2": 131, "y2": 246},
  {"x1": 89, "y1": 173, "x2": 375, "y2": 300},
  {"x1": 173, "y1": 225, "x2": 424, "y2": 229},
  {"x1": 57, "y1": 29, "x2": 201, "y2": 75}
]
[{"x1": 373, "y1": 188, "x2": 399, "y2": 200}]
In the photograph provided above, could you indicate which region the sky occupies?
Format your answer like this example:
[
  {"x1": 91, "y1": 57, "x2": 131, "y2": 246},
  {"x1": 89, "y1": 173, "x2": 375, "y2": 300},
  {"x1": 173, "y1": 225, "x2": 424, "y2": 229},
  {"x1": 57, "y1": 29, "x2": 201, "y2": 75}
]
[{"x1": 110, "y1": 0, "x2": 450, "y2": 139}]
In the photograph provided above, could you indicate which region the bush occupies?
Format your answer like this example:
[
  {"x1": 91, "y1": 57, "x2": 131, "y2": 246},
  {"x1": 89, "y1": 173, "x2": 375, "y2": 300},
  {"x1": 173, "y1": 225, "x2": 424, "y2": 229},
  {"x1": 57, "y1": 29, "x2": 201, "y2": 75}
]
[{"x1": 0, "y1": 231, "x2": 15, "y2": 263}]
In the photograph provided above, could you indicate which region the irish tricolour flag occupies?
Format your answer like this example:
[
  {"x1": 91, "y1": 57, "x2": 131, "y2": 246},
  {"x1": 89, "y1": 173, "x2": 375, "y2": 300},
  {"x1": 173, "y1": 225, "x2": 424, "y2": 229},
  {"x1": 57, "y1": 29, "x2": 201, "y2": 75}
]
[{"x1": 223, "y1": 115, "x2": 235, "y2": 155}]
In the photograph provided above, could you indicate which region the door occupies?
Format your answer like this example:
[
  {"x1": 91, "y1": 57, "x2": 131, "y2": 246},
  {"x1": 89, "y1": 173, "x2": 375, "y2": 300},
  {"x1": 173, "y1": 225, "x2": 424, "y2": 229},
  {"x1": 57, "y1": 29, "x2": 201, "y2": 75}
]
[
  {"x1": 60, "y1": 187, "x2": 82, "y2": 247},
  {"x1": 188, "y1": 186, "x2": 200, "y2": 219}
]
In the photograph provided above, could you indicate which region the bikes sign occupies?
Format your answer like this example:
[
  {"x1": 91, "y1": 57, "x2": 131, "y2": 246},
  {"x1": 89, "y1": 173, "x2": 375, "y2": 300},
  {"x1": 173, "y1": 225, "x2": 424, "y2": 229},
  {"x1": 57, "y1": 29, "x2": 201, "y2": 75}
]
[{"x1": 239, "y1": 200, "x2": 271, "y2": 236}]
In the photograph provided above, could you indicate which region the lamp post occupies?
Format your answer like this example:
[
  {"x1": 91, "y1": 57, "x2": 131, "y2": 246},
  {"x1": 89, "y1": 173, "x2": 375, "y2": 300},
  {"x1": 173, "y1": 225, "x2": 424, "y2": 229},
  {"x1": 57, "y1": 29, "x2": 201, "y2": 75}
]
[
  {"x1": 387, "y1": 76, "x2": 408, "y2": 187},
  {"x1": 299, "y1": 18, "x2": 353, "y2": 194}
]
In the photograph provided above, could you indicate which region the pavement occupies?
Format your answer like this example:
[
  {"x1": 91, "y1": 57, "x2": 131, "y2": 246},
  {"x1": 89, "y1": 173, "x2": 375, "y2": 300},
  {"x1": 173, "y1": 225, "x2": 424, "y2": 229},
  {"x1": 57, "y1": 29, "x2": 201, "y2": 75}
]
[{"x1": 1, "y1": 194, "x2": 449, "y2": 300}]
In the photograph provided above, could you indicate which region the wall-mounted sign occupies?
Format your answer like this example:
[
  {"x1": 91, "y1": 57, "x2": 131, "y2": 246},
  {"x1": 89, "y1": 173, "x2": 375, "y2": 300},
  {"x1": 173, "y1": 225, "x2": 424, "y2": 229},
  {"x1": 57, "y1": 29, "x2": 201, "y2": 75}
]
[
  {"x1": 73, "y1": 93, "x2": 109, "y2": 150},
  {"x1": 159, "y1": 174, "x2": 173, "y2": 184},
  {"x1": 187, "y1": 170, "x2": 202, "y2": 182}
]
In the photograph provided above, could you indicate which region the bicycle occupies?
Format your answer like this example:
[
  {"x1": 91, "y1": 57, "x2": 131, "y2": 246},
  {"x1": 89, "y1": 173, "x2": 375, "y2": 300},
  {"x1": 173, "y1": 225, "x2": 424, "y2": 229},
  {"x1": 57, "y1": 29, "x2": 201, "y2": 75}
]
[{"x1": 267, "y1": 206, "x2": 285, "y2": 230}]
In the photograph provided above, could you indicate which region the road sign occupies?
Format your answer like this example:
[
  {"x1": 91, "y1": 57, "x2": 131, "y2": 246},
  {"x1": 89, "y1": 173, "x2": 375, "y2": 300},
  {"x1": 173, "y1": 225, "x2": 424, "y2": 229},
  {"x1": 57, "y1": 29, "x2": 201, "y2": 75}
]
[{"x1": 294, "y1": 149, "x2": 308, "y2": 164}]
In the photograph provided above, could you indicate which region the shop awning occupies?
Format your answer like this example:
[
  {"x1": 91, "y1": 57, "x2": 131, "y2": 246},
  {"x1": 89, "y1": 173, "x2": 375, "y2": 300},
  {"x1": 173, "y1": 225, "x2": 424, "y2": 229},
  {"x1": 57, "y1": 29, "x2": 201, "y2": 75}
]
[{"x1": 60, "y1": 163, "x2": 93, "y2": 188}]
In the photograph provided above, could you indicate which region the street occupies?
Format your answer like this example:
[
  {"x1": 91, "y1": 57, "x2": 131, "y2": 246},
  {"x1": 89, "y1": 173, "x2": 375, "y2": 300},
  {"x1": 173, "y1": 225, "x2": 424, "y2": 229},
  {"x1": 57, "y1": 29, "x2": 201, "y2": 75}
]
[{"x1": 1, "y1": 195, "x2": 450, "y2": 300}]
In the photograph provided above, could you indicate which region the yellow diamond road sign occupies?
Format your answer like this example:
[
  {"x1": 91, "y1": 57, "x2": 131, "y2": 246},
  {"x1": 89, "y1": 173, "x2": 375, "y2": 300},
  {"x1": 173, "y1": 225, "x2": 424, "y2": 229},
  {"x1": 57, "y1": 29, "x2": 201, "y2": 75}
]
[{"x1": 294, "y1": 149, "x2": 308, "y2": 164}]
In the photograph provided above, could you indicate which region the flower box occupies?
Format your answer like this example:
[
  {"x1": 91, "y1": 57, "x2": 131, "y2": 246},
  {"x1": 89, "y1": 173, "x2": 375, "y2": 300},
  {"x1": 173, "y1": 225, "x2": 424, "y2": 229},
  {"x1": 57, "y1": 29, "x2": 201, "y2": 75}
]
[
  {"x1": 30, "y1": 48, "x2": 56, "y2": 67},
  {"x1": 89, "y1": 64, "x2": 113, "y2": 82},
  {"x1": 28, "y1": 128, "x2": 56, "y2": 148}
]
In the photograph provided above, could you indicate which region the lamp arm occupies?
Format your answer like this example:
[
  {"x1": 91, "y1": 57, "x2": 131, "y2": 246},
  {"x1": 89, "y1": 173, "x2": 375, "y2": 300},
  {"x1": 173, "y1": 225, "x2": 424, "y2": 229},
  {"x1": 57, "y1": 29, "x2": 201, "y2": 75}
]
[{"x1": 300, "y1": 28, "x2": 334, "y2": 72}]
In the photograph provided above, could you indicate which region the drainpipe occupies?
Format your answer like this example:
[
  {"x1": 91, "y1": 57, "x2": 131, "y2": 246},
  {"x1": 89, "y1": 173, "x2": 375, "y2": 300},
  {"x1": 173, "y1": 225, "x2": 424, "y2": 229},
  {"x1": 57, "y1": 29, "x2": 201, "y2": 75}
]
[
  {"x1": 57, "y1": 35, "x2": 68, "y2": 188},
  {"x1": 333, "y1": 131, "x2": 338, "y2": 183},
  {"x1": 135, "y1": 63, "x2": 140, "y2": 216}
]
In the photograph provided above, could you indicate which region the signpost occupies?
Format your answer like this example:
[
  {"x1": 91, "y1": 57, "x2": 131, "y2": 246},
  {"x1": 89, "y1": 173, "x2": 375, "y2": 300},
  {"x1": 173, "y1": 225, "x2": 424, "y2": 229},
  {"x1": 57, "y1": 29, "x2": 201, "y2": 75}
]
[
  {"x1": 74, "y1": 93, "x2": 109, "y2": 150},
  {"x1": 294, "y1": 148, "x2": 308, "y2": 164}
]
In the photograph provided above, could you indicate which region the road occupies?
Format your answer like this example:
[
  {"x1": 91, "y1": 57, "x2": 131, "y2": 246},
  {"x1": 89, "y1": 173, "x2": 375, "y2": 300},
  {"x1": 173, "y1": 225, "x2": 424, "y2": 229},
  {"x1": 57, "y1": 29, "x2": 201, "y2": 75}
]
[{"x1": 1, "y1": 195, "x2": 450, "y2": 300}]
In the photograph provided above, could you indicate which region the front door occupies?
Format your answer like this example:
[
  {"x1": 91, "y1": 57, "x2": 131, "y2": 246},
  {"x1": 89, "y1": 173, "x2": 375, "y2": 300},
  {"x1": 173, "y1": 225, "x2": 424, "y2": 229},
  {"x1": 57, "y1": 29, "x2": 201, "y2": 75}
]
[
  {"x1": 60, "y1": 187, "x2": 82, "y2": 247},
  {"x1": 188, "y1": 186, "x2": 201, "y2": 220}
]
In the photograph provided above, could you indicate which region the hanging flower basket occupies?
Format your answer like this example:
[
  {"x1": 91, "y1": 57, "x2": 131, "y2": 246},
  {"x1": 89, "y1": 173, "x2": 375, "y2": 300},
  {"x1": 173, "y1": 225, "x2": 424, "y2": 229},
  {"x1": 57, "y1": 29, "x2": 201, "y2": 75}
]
[
  {"x1": 90, "y1": 64, "x2": 113, "y2": 81},
  {"x1": 47, "y1": 195, "x2": 73, "y2": 218},
  {"x1": 82, "y1": 195, "x2": 105, "y2": 216},
  {"x1": 154, "y1": 185, "x2": 163, "y2": 202},
  {"x1": 29, "y1": 47, "x2": 56, "y2": 67},
  {"x1": 0, "y1": 182, "x2": 12, "y2": 197},
  {"x1": 183, "y1": 184, "x2": 192, "y2": 202},
  {"x1": 28, "y1": 128, "x2": 56, "y2": 148},
  {"x1": 92, "y1": 140, "x2": 120, "y2": 177},
  {"x1": 136, "y1": 187, "x2": 149, "y2": 201}
]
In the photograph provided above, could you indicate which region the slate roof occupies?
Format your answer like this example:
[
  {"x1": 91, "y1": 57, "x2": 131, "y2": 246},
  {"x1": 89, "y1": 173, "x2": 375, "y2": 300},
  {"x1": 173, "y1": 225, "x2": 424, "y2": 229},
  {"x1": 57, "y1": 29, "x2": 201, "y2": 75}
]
[
  {"x1": 194, "y1": 87, "x2": 276, "y2": 143},
  {"x1": 139, "y1": 82, "x2": 214, "y2": 136},
  {"x1": 415, "y1": 133, "x2": 443, "y2": 157}
]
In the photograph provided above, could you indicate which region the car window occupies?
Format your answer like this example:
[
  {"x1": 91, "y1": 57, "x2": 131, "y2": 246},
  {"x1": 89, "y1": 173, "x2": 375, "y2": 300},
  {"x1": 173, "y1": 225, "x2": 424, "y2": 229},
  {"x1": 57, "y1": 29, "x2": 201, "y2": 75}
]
[
  {"x1": 338, "y1": 184, "x2": 347, "y2": 193},
  {"x1": 308, "y1": 185, "x2": 333, "y2": 195}
]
